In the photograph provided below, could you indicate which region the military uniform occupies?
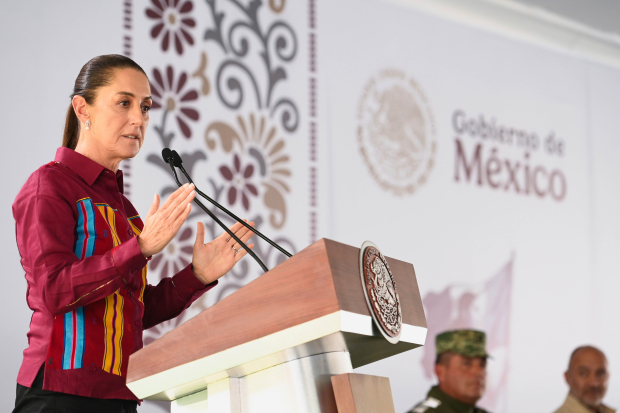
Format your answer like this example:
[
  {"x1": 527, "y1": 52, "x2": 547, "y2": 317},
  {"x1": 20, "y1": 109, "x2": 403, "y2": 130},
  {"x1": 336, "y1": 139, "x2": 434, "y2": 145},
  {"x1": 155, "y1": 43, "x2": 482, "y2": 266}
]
[
  {"x1": 407, "y1": 386, "x2": 490, "y2": 413},
  {"x1": 407, "y1": 329, "x2": 491, "y2": 413}
]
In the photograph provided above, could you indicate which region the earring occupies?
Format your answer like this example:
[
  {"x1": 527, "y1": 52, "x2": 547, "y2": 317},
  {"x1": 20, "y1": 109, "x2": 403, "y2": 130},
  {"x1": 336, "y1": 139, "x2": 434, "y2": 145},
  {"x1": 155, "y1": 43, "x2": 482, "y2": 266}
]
[{"x1": 85, "y1": 120, "x2": 91, "y2": 130}]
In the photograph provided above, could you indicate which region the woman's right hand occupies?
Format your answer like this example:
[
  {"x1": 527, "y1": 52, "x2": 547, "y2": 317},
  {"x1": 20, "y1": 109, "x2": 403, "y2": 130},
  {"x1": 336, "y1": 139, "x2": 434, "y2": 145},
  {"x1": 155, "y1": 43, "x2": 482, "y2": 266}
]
[{"x1": 137, "y1": 183, "x2": 196, "y2": 258}]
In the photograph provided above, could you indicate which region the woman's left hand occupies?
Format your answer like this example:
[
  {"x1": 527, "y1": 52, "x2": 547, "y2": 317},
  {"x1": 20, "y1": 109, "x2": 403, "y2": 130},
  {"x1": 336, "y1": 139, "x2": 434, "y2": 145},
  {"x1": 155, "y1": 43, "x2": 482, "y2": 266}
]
[{"x1": 191, "y1": 220, "x2": 256, "y2": 285}]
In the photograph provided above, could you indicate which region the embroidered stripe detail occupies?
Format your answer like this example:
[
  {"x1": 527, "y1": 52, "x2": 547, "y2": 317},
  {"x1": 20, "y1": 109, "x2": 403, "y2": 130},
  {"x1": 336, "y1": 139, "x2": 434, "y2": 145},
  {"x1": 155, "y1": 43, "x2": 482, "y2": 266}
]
[
  {"x1": 127, "y1": 216, "x2": 147, "y2": 303},
  {"x1": 74, "y1": 204, "x2": 85, "y2": 258},
  {"x1": 74, "y1": 199, "x2": 97, "y2": 259},
  {"x1": 94, "y1": 202, "x2": 118, "y2": 212},
  {"x1": 95, "y1": 203, "x2": 126, "y2": 375},
  {"x1": 62, "y1": 198, "x2": 97, "y2": 369},
  {"x1": 139, "y1": 267, "x2": 147, "y2": 303},
  {"x1": 103, "y1": 292, "x2": 125, "y2": 376},
  {"x1": 103, "y1": 295, "x2": 112, "y2": 372},
  {"x1": 128, "y1": 220, "x2": 141, "y2": 236},
  {"x1": 64, "y1": 279, "x2": 117, "y2": 308},
  {"x1": 113, "y1": 294, "x2": 124, "y2": 375},
  {"x1": 62, "y1": 312, "x2": 73, "y2": 369},
  {"x1": 74, "y1": 307, "x2": 85, "y2": 368},
  {"x1": 65, "y1": 200, "x2": 119, "y2": 307},
  {"x1": 70, "y1": 310, "x2": 77, "y2": 368},
  {"x1": 96, "y1": 204, "x2": 121, "y2": 247}
]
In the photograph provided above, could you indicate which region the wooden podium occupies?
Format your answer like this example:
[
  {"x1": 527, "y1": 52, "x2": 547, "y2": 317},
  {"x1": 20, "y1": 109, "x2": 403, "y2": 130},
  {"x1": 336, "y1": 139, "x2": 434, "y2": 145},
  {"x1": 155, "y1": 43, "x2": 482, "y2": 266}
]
[{"x1": 126, "y1": 239, "x2": 427, "y2": 412}]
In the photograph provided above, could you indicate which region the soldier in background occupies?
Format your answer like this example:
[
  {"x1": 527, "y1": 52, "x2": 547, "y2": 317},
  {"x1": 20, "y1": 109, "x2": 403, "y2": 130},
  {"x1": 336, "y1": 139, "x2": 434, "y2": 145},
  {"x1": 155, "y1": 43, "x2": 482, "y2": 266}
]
[
  {"x1": 407, "y1": 329, "x2": 490, "y2": 413},
  {"x1": 554, "y1": 346, "x2": 615, "y2": 413}
]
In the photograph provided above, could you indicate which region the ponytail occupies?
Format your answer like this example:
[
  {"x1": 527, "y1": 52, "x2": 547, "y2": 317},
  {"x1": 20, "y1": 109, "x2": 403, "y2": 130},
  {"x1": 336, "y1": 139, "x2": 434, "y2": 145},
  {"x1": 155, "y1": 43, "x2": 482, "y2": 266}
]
[{"x1": 62, "y1": 104, "x2": 79, "y2": 150}]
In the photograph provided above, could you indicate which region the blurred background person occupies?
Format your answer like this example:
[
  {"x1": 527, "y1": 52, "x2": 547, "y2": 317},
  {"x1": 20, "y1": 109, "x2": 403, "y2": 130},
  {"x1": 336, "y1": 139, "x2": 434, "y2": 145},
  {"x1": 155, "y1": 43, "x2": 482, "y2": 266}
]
[
  {"x1": 408, "y1": 329, "x2": 490, "y2": 413},
  {"x1": 554, "y1": 346, "x2": 615, "y2": 413}
]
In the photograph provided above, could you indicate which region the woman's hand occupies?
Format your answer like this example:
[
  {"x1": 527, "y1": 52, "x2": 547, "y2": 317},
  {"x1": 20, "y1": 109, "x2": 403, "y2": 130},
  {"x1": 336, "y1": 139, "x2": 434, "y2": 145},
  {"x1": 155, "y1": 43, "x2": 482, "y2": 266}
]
[
  {"x1": 192, "y1": 220, "x2": 256, "y2": 285},
  {"x1": 138, "y1": 184, "x2": 196, "y2": 258}
]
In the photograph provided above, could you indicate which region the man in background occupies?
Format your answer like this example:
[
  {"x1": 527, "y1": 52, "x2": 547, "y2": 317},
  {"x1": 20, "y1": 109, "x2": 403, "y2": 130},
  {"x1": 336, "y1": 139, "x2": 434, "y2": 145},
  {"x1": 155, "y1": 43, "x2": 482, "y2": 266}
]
[
  {"x1": 408, "y1": 329, "x2": 490, "y2": 413},
  {"x1": 554, "y1": 346, "x2": 615, "y2": 413}
]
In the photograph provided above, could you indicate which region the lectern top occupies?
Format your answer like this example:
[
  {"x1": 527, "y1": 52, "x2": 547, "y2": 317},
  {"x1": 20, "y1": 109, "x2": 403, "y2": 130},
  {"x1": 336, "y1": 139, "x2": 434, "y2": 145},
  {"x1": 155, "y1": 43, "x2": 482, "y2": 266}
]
[{"x1": 126, "y1": 238, "x2": 427, "y2": 400}]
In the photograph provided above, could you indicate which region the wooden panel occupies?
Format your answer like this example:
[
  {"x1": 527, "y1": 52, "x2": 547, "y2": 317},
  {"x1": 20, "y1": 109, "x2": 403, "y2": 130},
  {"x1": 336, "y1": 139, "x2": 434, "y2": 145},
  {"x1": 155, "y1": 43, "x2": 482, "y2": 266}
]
[
  {"x1": 331, "y1": 373, "x2": 396, "y2": 413},
  {"x1": 325, "y1": 239, "x2": 426, "y2": 327},
  {"x1": 325, "y1": 239, "x2": 371, "y2": 317},
  {"x1": 128, "y1": 239, "x2": 341, "y2": 384},
  {"x1": 386, "y1": 256, "x2": 427, "y2": 328}
]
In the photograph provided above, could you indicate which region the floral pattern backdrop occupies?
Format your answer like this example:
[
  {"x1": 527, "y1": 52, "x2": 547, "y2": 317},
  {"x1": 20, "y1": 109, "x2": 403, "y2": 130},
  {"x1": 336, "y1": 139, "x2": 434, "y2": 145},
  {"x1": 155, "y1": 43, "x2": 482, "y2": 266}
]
[{"x1": 127, "y1": 0, "x2": 310, "y2": 371}]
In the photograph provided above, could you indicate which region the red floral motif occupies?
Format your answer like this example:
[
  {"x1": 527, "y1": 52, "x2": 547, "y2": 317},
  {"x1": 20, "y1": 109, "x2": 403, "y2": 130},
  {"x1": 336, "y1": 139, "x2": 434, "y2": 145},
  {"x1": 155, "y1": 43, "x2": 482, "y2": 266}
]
[
  {"x1": 146, "y1": 0, "x2": 196, "y2": 55},
  {"x1": 149, "y1": 225, "x2": 194, "y2": 279},
  {"x1": 219, "y1": 154, "x2": 259, "y2": 211},
  {"x1": 150, "y1": 66, "x2": 200, "y2": 138}
]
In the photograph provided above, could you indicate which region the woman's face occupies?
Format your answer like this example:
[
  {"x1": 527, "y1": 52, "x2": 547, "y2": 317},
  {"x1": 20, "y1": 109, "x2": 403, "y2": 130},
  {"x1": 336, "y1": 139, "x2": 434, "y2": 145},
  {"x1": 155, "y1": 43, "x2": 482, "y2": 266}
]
[{"x1": 85, "y1": 68, "x2": 151, "y2": 164}]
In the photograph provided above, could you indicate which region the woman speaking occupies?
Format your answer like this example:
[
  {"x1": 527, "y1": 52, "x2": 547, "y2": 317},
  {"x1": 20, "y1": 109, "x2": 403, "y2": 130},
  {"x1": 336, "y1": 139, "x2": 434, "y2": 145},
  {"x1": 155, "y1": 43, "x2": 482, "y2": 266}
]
[{"x1": 12, "y1": 55, "x2": 255, "y2": 413}]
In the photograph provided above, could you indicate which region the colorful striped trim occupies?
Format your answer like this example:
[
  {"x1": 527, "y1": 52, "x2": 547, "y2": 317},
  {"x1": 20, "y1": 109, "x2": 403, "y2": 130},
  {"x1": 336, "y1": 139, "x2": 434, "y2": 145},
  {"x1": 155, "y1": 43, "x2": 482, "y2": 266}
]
[
  {"x1": 128, "y1": 219, "x2": 141, "y2": 237},
  {"x1": 139, "y1": 267, "x2": 147, "y2": 303},
  {"x1": 94, "y1": 202, "x2": 119, "y2": 211},
  {"x1": 63, "y1": 198, "x2": 98, "y2": 370},
  {"x1": 96, "y1": 204, "x2": 122, "y2": 247},
  {"x1": 103, "y1": 292, "x2": 124, "y2": 375},
  {"x1": 74, "y1": 198, "x2": 97, "y2": 260},
  {"x1": 96, "y1": 204, "x2": 128, "y2": 376},
  {"x1": 127, "y1": 217, "x2": 147, "y2": 303},
  {"x1": 62, "y1": 307, "x2": 85, "y2": 369}
]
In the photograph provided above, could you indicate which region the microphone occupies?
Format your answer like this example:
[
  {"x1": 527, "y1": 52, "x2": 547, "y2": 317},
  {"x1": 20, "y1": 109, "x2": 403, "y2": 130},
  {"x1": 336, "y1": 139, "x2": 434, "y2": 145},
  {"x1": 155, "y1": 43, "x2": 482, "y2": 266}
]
[
  {"x1": 162, "y1": 148, "x2": 173, "y2": 163},
  {"x1": 169, "y1": 149, "x2": 292, "y2": 258},
  {"x1": 170, "y1": 150, "x2": 183, "y2": 168},
  {"x1": 160, "y1": 149, "x2": 269, "y2": 272}
]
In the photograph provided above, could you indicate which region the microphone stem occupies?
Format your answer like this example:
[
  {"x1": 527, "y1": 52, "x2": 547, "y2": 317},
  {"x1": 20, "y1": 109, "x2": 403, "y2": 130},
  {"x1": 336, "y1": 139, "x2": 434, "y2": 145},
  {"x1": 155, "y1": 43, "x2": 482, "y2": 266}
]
[
  {"x1": 167, "y1": 160, "x2": 269, "y2": 273},
  {"x1": 177, "y1": 165, "x2": 293, "y2": 258}
]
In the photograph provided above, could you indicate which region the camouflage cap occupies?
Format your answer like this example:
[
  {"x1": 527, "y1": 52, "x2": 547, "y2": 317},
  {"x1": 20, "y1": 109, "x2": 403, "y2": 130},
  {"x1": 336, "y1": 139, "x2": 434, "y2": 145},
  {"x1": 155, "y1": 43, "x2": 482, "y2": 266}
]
[{"x1": 435, "y1": 329, "x2": 489, "y2": 358}]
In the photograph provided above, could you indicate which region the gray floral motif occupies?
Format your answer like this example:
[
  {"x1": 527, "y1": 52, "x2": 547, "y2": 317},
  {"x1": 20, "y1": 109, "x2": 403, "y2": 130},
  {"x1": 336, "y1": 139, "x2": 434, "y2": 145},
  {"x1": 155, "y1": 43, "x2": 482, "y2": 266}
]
[{"x1": 204, "y1": 0, "x2": 299, "y2": 132}]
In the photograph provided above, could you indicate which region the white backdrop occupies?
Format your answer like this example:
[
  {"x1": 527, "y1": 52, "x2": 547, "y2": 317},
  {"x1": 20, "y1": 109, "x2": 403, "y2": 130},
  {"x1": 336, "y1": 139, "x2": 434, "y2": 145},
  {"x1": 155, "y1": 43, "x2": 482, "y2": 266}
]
[
  {"x1": 319, "y1": 1, "x2": 593, "y2": 411},
  {"x1": 2, "y1": 1, "x2": 620, "y2": 413}
]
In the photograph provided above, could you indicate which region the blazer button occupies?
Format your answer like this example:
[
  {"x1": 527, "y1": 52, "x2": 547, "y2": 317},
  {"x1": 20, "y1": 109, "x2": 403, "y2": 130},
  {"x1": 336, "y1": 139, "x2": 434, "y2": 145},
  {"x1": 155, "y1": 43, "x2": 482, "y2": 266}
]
[
  {"x1": 90, "y1": 363, "x2": 97, "y2": 372},
  {"x1": 135, "y1": 320, "x2": 141, "y2": 327},
  {"x1": 128, "y1": 291, "x2": 134, "y2": 298},
  {"x1": 127, "y1": 229, "x2": 133, "y2": 236}
]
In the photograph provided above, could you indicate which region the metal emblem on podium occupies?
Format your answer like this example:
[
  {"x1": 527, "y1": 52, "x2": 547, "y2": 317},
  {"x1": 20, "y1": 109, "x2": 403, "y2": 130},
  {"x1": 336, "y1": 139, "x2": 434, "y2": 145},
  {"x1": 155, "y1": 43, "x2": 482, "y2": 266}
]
[{"x1": 359, "y1": 241, "x2": 402, "y2": 344}]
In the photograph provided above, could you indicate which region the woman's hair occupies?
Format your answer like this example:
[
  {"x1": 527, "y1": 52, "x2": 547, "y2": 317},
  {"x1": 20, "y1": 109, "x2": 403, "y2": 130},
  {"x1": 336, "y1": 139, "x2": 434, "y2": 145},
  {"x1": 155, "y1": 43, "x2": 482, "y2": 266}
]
[{"x1": 62, "y1": 55, "x2": 147, "y2": 150}]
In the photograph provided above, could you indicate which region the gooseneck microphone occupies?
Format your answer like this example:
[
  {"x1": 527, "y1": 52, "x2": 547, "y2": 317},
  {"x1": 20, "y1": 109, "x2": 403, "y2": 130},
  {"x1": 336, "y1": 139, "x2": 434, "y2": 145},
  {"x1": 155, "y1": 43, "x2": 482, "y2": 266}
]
[
  {"x1": 162, "y1": 148, "x2": 269, "y2": 273},
  {"x1": 169, "y1": 149, "x2": 293, "y2": 258}
]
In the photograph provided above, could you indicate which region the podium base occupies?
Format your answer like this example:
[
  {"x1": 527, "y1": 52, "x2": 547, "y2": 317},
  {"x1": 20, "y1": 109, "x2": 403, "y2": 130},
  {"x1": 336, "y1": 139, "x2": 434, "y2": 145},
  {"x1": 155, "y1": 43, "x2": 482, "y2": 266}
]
[{"x1": 171, "y1": 351, "x2": 353, "y2": 413}]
